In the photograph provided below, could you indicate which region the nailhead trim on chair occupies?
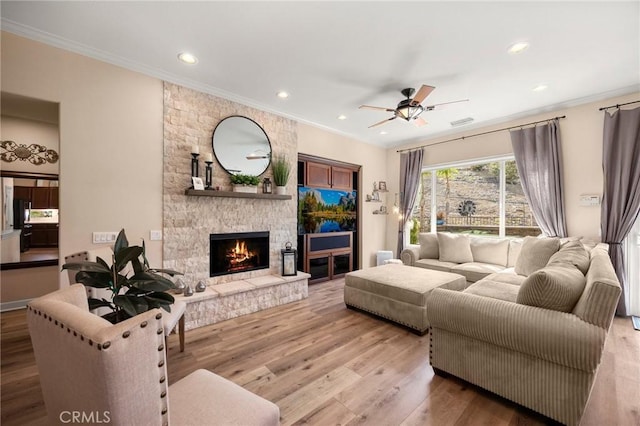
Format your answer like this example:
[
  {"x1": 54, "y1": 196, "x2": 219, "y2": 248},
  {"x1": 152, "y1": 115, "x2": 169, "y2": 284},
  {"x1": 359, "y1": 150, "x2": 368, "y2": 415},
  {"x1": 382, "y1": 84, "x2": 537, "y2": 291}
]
[{"x1": 29, "y1": 305, "x2": 171, "y2": 423}]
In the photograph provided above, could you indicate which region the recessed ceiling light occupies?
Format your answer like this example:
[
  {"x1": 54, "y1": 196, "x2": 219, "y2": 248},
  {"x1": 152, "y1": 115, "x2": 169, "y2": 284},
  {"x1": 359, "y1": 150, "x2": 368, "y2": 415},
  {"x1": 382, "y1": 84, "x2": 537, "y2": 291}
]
[
  {"x1": 337, "y1": 114, "x2": 347, "y2": 120},
  {"x1": 508, "y1": 41, "x2": 529, "y2": 54},
  {"x1": 177, "y1": 52, "x2": 198, "y2": 65},
  {"x1": 380, "y1": 131, "x2": 388, "y2": 135},
  {"x1": 276, "y1": 91, "x2": 289, "y2": 99},
  {"x1": 533, "y1": 84, "x2": 548, "y2": 92}
]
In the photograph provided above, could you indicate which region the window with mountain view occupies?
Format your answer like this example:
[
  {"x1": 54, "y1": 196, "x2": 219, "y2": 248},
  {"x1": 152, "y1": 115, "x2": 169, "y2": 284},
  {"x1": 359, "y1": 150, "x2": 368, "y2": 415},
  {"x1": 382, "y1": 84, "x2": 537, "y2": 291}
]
[{"x1": 411, "y1": 158, "x2": 540, "y2": 242}]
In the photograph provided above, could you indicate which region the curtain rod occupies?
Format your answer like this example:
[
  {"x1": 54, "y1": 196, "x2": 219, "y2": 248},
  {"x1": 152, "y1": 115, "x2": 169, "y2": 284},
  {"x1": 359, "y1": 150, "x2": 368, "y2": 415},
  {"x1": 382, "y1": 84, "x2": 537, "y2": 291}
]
[
  {"x1": 396, "y1": 115, "x2": 566, "y2": 153},
  {"x1": 598, "y1": 100, "x2": 640, "y2": 111}
]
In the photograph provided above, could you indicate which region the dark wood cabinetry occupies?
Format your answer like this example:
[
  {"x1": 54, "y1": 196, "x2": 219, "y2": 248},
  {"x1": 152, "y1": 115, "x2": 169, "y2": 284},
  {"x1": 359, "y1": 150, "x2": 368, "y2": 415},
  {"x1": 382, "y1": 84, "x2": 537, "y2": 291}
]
[
  {"x1": 30, "y1": 224, "x2": 58, "y2": 248},
  {"x1": 305, "y1": 161, "x2": 353, "y2": 190},
  {"x1": 298, "y1": 154, "x2": 360, "y2": 282},
  {"x1": 13, "y1": 186, "x2": 59, "y2": 208}
]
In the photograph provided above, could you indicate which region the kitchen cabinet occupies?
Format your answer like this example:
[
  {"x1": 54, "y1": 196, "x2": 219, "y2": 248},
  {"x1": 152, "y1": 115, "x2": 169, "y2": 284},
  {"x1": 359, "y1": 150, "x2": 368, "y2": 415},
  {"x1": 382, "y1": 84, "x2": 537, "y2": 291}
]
[
  {"x1": 14, "y1": 186, "x2": 59, "y2": 208},
  {"x1": 30, "y1": 224, "x2": 58, "y2": 248}
]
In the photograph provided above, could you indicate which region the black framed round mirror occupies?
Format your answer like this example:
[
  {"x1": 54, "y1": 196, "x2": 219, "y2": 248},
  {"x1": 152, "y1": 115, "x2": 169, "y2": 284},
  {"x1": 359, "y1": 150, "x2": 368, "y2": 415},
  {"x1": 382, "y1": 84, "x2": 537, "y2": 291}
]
[{"x1": 212, "y1": 116, "x2": 271, "y2": 176}]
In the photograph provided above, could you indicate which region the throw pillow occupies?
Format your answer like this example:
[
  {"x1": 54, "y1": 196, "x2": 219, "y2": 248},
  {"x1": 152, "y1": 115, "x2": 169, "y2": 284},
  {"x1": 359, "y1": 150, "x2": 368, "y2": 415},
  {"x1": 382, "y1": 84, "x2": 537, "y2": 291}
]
[
  {"x1": 507, "y1": 238, "x2": 523, "y2": 268},
  {"x1": 516, "y1": 265, "x2": 586, "y2": 312},
  {"x1": 514, "y1": 236, "x2": 560, "y2": 276},
  {"x1": 418, "y1": 233, "x2": 439, "y2": 259},
  {"x1": 470, "y1": 237, "x2": 510, "y2": 266},
  {"x1": 547, "y1": 240, "x2": 590, "y2": 274},
  {"x1": 438, "y1": 232, "x2": 473, "y2": 264}
]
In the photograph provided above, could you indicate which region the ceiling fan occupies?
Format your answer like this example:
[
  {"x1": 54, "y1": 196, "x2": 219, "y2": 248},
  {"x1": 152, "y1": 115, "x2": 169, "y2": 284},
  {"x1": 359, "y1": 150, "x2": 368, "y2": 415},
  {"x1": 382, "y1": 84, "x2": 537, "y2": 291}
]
[{"x1": 359, "y1": 85, "x2": 468, "y2": 128}]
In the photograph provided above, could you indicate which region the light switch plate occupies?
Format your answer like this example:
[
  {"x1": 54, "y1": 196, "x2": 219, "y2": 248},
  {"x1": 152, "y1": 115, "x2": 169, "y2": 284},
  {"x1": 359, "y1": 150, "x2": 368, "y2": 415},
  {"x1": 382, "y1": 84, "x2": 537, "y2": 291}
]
[
  {"x1": 150, "y1": 230, "x2": 162, "y2": 241},
  {"x1": 92, "y1": 232, "x2": 118, "y2": 244}
]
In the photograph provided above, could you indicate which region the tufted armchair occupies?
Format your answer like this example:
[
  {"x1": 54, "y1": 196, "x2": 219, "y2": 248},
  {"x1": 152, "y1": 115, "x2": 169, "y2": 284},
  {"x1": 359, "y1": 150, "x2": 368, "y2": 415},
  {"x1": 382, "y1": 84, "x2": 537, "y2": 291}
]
[{"x1": 27, "y1": 284, "x2": 280, "y2": 425}]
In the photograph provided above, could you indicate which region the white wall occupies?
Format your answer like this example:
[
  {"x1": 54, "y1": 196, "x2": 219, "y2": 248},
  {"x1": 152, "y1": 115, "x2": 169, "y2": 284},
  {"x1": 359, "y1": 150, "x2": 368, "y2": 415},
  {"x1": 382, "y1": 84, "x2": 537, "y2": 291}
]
[
  {"x1": 1, "y1": 31, "x2": 164, "y2": 286},
  {"x1": 386, "y1": 92, "x2": 640, "y2": 250},
  {"x1": 297, "y1": 124, "x2": 389, "y2": 267}
]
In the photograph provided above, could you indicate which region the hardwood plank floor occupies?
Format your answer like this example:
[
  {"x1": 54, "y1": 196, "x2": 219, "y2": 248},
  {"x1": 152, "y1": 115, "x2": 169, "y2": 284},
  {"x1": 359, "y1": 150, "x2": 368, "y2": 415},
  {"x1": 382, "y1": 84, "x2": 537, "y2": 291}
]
[{"x1": 1, "y1": 278, "x2": 639, "y2": 425}]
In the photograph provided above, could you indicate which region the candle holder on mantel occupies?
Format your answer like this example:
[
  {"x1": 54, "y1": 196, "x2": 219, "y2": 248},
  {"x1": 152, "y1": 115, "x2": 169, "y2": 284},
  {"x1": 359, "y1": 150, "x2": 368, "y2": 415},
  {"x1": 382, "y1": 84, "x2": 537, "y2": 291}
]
[
  {"x1": 190, "y1": 153, "x2": 200, "y2": 187},
  {"x1": 205, "y1": 161, "x2": 213, "y2": 189}
]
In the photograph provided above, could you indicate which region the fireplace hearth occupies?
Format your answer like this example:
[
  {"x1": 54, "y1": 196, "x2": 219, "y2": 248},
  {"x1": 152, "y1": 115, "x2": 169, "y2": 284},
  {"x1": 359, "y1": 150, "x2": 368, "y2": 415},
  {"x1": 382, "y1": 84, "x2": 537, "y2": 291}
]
[{"x1": 210, "y1": 231, "x2": 269, "y2": 277}]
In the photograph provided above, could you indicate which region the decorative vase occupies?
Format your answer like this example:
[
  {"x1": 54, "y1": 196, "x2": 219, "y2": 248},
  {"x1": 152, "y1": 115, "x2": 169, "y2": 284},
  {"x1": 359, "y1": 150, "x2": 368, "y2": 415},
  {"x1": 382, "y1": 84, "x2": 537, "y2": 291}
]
[
  {"x1": 196, "y1": 281, "x2": 206, "y2": 292},
  {"x1": 233, "y1": 184, "x2": 258, "y2": 194},
  {"x1": 173, "y1": 278, "x2": 186, "y2": 294},
  {"x1": 275, "y1": 186, "x2": 286, "y2": 195},
  {"x1": 183, "y1": 285, "x2": 194, "y2": 297}
]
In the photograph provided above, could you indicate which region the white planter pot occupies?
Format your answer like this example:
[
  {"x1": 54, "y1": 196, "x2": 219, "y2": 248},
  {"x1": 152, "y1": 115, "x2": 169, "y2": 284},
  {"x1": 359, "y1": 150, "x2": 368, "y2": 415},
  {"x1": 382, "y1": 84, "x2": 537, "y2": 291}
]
[
  {"x1": 275, "y1": 186, "x2": 286, "y2": 195},
  {"x1": 233, "y1": 184, "x2": 258, "y2": 193}
]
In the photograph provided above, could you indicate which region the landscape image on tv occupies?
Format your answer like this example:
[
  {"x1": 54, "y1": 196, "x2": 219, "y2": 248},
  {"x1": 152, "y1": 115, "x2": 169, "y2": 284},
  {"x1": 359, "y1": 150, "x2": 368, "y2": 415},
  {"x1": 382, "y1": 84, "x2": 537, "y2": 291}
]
[{"x1": 298, "y1": 187, "x2": 357, "y2": 234}]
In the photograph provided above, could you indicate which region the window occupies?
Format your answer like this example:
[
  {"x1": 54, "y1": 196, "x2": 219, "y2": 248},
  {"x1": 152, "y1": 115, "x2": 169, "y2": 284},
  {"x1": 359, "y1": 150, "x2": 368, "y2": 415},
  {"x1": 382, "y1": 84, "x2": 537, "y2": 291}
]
[{"x1": 412, "y1": 157, "x2": 539, "y2": 239}]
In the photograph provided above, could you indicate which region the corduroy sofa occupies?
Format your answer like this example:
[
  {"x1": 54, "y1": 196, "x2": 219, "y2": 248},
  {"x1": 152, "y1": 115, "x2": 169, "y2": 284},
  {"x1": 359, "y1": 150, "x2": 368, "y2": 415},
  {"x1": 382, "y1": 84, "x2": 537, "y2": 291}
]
[{"x1": 425, "y1": 238, "x2": 621, "y2": 426}]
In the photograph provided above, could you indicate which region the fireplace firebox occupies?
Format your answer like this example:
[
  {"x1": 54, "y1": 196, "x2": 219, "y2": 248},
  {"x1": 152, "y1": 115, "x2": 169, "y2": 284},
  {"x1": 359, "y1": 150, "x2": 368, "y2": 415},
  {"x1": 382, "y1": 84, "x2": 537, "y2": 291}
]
[{"x1": 210, "y1": 231, "x2": 269, "y2": 277}]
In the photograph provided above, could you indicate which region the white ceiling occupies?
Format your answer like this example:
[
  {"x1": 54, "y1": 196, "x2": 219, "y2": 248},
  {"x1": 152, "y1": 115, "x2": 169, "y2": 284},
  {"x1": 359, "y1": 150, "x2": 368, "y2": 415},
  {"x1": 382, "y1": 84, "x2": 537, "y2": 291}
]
[{"x1": 2, "y1": 1, "x2": 639, "y2": 148}]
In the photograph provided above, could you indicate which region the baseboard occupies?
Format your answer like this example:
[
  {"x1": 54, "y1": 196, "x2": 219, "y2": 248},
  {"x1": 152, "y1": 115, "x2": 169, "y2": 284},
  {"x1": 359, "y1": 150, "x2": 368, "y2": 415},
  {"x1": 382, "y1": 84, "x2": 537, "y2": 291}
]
[
  {"x1": 1, "y1": 299, "x2": 31, "y2": 312},
  {"x1": 632, "y1": 316, "x2": 640, "y2": 331}
]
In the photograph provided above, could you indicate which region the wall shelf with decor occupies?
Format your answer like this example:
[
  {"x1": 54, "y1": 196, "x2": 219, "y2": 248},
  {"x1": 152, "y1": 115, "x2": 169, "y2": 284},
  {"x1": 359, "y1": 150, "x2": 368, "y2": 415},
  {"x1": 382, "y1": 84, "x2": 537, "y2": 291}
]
[{"x1": 184, "y1": 189, "x2": 292, "y2": 200}]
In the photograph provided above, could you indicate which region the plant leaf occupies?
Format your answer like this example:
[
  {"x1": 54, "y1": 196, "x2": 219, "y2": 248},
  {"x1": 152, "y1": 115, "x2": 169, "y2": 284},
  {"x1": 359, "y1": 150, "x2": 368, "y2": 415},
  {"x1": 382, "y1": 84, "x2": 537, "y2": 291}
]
[
  {"x1": 130, "y1": 279, "x2": 173, "y2": 292},
  {"x1": 149, "y1": 268, "x2": 183, "y2": 276},
  {"x1": 88, "y1": 298, "x2": 113, "y2": 310},
  {"x1": 62, "y1": 261, "x2": 110, "y2": 274},
  {"x1": 113, "y1": 229, "x2": 129, "y2": 254},
  {"x1": 113, "y1": 295, "x2": 137, "y2": 317},
  {"x1": 114, "y1": 246, "x2": 143, "y2": 272},
  {"x1": 76, "y1": 271, "x2": 113, "y2": 288}
]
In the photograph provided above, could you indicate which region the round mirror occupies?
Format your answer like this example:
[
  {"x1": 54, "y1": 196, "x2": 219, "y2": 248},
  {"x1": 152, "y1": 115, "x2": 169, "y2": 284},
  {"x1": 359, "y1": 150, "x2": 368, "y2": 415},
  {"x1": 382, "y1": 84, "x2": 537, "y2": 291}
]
[{"x1": 212, "y1": 116, "x2": 271, "y2": 176}]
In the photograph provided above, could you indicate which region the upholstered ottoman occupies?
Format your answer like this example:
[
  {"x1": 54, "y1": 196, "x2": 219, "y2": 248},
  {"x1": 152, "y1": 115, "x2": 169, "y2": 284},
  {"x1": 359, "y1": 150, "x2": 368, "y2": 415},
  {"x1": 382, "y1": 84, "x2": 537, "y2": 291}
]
[{"x1": 344, "y1": 264, "x2": 467, "y2": 334}]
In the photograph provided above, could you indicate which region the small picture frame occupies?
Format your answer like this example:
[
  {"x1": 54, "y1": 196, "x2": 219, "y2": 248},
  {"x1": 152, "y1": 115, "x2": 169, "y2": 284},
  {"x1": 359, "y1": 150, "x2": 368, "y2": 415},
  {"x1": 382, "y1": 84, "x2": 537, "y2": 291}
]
[
  {"x1": 378, "y1": 181, "x2": 387, "y2": 191},
  {"x1": 192, "y1": 177, "x2": 205, "y2": 190}
]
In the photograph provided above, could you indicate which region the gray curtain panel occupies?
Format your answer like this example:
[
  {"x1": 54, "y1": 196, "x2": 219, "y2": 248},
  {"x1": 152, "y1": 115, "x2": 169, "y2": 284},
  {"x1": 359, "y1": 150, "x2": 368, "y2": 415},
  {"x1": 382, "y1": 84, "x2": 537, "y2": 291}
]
[
  {"x1": 510, "y1": 119, "x2": 568, "y2": 237},
  {"x1": 601, "y1": 106, "x2": 640, "y2": 317},
  {"x1": 397, "y1": 149, "x2": 424, "y2": 256}
]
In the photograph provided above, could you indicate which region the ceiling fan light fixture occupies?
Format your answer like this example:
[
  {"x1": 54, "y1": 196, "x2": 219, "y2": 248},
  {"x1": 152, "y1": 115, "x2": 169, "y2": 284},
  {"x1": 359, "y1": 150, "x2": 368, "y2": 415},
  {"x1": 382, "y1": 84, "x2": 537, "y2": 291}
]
[
  {"x1": 508, "y1": 41, "x2": 529, "y2": 54},
  {"x1": 396, "y1": 104, "x2": 424, "y2": 121}
]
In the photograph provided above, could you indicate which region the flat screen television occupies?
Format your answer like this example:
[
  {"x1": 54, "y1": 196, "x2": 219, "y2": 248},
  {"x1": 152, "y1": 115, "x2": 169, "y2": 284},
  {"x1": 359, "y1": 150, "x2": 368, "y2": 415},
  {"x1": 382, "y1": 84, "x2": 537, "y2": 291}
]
[{"x1": 298, "y1": 186, "x2": 357, "y2": 234}]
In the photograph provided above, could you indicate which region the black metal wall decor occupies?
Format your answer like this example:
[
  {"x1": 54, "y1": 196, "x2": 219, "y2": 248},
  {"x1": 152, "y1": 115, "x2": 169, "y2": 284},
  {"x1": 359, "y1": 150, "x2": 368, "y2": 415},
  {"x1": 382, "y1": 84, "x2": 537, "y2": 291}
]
[{"x1": 0, "y1": 141, "x2": 59, "y2": 165}]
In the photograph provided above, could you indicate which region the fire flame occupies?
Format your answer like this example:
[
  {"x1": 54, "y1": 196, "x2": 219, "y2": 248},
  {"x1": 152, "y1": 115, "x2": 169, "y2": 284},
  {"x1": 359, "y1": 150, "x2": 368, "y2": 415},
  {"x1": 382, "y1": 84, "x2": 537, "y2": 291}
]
[{"x1": 227, "y1": 240, "x2": 254, "y2": 267}]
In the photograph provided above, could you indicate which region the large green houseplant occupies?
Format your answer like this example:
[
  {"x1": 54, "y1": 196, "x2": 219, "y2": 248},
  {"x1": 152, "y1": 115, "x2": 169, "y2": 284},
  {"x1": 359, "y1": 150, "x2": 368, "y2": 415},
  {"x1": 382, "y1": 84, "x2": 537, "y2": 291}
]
[{"x1": 62, "y1": 229, "x2": 181, "y2": 323}]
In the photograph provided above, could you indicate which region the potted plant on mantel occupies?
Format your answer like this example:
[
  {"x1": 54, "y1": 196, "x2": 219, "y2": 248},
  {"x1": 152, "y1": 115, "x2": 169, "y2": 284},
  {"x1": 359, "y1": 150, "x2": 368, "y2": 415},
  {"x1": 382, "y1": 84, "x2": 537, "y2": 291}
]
[
  {"x1": 271, "y1": 154, "x2": 291, "y2": 195},
  {"x1": 62, "y1": 229, "x2": 181, "y2": 324},
  {"x1": 230, "y1": 173, "x2": 260, "y2": 193}
]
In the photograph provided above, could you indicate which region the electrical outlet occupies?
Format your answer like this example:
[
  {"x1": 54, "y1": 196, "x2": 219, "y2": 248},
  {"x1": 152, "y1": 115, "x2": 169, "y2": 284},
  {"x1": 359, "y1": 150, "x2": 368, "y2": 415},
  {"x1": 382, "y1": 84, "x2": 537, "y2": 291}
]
[
  {"x1": 150, "y1": 230, "x2": 162, "y2": 241},
  {"x1": 93, "y1": 232, "x2": 118, "y2": 244}
]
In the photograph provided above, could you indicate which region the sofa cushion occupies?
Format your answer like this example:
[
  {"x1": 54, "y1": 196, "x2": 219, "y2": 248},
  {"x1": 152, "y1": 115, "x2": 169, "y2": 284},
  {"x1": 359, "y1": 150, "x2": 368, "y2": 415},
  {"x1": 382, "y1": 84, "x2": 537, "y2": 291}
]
[
  {"x1": 548, "y1": 240, "x2": 590, "y2": 274},
  {"x1": 464, "y1": 279, "x2": 520, "y2": 303},
  {"x1": 507, "y1": 239, "x2": 523, "y2": 267},
  {"x1": 414, "y1": 258, "x2": 457, "y2": 273},
  {"x1": 470, "y1": 237, "x2": 510, "y2": 266},
  {"x1": 484, "y1": 271, "x2": 526, "y2": 287},
  {"x1": 451, "y1": 262, "x2": 505, "y2": 283},
  {"x1": 418, "y1": 233, "x2": 439, "y2": 259},
  {"x1": 514, "y1": 236, "x2": 560, "y2": 276},
  {"x1": 438, "y1": 233, "x2": 473, "y2": 263},
  {"x1": 516, "y1": 265, "x2": 586, "y2": 312}
]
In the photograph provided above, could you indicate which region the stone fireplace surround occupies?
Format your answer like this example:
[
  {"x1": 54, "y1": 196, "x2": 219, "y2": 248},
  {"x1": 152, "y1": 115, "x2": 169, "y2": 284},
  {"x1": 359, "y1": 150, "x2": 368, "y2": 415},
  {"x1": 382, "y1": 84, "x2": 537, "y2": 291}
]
[{"x1": 162, "y1": 82, "x2": 308, "y2": 329}]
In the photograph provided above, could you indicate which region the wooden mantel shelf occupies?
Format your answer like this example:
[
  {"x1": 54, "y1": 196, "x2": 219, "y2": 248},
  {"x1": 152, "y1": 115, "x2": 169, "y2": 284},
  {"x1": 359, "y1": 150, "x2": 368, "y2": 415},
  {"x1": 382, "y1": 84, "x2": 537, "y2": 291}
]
[{"x1": 184, "y1": 188, "x2": 292, "y2": 200}]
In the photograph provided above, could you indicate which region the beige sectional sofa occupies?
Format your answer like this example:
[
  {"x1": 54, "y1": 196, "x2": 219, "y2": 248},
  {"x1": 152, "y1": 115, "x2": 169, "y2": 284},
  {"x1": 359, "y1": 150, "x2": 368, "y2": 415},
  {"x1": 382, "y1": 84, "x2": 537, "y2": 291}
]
[{"x1": 406, "y1": 233, "x2": 620, "y2": 425}]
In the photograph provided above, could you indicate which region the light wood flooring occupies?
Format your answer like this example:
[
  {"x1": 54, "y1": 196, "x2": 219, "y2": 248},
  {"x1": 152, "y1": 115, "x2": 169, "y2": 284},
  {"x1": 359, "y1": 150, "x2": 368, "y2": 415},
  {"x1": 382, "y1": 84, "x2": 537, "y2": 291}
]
[{"x1": 1, "y1": 278, "x2": 639, "y2": 425}]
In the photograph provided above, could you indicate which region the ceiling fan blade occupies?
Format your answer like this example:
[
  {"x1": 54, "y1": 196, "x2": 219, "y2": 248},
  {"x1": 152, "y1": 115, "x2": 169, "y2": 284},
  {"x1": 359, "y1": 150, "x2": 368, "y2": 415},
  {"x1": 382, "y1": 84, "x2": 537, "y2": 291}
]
[
  {"x1": 412, "y1": 85, "x2": 436, "y2": 105},
  {"x1": 369, "y1": 116, "x2": 396, "y2": 128},
  {"x1": 424, "y1": 99, "x2": 469, "y2": 111},
  {"x1": 413, "y1": 117, "x2": 428, "y2": 127},
  {"x1": 359, "y1": 105, "x2": 396, "y2": 112}
]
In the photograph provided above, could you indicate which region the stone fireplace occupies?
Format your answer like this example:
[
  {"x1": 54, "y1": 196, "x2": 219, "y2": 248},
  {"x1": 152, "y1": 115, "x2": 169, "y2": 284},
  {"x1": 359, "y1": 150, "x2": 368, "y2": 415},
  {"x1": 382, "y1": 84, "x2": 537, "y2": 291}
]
[
  {"x1": 210, "y1": 231, "x2": 270, "y2": 277},
  {"x1": 162, "y1": 82, "x2": 308, "y2": 330}
]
